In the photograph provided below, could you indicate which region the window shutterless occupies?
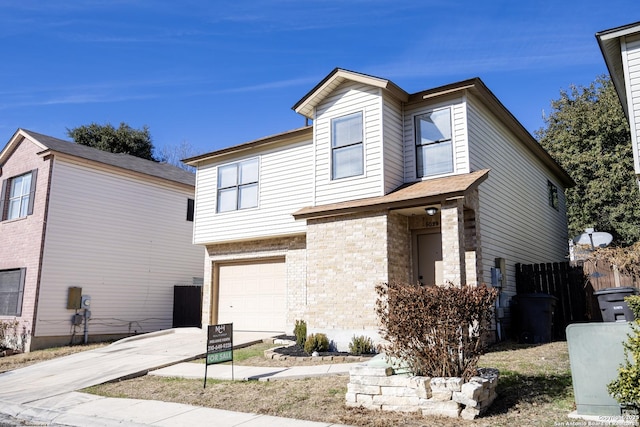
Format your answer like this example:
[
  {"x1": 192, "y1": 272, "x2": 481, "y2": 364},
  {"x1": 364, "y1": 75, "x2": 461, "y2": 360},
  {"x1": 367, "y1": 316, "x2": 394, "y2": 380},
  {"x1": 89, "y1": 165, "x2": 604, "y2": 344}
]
[
  {"x1": 415, "y1": 109, "x2": 453, "y2": 178},
  {"x1": 217, "y1": 158, "x2": 259, "y2": 212},
  {"x1": 332, "y1": 112, "x2": 363, "y2": 180}
]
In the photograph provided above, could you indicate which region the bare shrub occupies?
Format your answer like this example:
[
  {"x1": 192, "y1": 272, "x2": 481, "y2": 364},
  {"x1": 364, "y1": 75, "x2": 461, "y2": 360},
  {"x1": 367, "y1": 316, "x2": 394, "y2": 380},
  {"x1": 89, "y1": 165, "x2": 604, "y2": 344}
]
[{"x1": 375, "y1": 282, "x2": 498, "y2": 380}]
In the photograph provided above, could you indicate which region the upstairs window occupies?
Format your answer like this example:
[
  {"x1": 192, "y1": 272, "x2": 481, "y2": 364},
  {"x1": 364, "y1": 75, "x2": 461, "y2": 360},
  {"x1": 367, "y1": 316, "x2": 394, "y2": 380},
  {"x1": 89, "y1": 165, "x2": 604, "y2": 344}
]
[
  {"x1": 548, "y1": 180, "x2": 559, "y2": 210},
  {"x1": 0, "y1": 268, "x2": 26, "y2": 316},
  {"x1": 332, "y1": 112, "x2": 363, "y2": 180},
  {"x1": 1, "y1": 170, "x2": 37, "y2": 221},
  {"x1": 187, "y1": 198, "x2": 195, "y2": 221},
  {"x1": 415, "y1": 108, "x2": 453, "y2": 178},
  {"x1": 217, "y1": 158, "x2": 259, "y2": 213}
]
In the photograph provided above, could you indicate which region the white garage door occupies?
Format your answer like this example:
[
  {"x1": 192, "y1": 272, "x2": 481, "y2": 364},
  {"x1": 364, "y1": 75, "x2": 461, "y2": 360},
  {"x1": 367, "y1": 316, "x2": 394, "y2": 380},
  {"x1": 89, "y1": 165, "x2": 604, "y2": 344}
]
[{"x1": 217, "y1": 258, "x2": 287, "y2": 332}]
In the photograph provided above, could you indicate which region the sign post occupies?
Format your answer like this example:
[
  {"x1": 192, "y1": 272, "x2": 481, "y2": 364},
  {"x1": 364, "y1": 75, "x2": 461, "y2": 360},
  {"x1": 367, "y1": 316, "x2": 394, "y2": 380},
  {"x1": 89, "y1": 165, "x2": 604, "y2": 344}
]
[{"x1": 204, "y1": 323, "x2": 233, "y2": 388}]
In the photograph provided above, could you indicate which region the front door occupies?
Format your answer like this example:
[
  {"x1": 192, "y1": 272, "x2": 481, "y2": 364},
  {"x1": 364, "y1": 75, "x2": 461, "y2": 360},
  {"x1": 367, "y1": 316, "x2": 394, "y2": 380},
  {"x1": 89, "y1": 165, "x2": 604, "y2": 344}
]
[{"x1": 416, "y1": 233, "x2": 443, "y2": 286}]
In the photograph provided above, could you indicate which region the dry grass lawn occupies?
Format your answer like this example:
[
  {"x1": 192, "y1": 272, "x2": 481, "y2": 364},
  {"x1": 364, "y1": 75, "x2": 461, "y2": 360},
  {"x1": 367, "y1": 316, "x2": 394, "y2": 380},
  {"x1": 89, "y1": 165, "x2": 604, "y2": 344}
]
[{"x1": 82, "y1": 340, "x2": 575, "y2": 427}]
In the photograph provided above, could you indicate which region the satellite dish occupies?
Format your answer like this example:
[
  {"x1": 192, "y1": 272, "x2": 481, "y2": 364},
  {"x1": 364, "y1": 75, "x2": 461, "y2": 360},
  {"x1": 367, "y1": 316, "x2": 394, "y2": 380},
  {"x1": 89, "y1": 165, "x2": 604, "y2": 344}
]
[{"x1": 572, "y1": 230, "x2": 613, "y2": 248}]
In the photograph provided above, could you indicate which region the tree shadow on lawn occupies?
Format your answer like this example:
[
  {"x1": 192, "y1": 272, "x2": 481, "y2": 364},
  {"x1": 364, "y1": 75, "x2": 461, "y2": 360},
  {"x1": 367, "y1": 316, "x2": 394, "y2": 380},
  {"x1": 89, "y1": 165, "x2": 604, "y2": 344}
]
[{"x1": 484, "y1": 371, "x2": 574, "y2": 416}]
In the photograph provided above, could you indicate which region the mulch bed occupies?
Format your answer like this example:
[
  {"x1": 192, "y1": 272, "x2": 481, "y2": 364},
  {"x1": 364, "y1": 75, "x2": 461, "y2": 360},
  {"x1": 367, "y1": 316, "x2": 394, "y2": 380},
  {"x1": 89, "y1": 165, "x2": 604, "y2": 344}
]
[{"x1": 270, "y1": 335, "x2": 372, "y2": 360}]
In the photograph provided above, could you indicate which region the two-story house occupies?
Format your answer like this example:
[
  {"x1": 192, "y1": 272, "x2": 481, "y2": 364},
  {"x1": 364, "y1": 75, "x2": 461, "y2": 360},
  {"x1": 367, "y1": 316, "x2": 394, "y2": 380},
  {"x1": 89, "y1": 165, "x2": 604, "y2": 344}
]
[
  {"x1": 185, "y1": 69, "x2": 574, "y2": 349},
  {"x1": 0, "y1": 129, "x2": 203, "y2": 351},
  {"x1": 597, "y1": 21, "x2": 640, "y2": 189}
]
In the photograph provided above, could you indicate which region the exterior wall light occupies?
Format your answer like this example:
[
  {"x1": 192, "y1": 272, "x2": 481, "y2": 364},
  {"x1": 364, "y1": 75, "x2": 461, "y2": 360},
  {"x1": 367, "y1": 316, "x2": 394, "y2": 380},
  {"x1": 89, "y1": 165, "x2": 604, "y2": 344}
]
[{"x1": 425, "y1": 207, "x2": 438, "y2": 216}]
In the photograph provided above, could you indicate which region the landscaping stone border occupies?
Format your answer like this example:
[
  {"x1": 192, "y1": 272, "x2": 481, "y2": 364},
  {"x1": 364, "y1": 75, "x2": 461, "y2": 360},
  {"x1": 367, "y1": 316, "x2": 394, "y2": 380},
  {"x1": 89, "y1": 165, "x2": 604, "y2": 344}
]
[
  {"x1": 263, "y1": 338, "x2": 373, "y2": 362},
  {"x1": 345, "y1": 364, "x2": 499, "y2": 420}
]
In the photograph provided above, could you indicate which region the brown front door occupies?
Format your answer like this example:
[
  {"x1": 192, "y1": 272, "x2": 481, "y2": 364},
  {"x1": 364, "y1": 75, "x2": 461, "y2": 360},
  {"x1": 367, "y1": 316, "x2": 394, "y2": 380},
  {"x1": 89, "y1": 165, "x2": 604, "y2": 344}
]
[{"x1": 416, "y1": 232, "x2": 443, "y2": 286}]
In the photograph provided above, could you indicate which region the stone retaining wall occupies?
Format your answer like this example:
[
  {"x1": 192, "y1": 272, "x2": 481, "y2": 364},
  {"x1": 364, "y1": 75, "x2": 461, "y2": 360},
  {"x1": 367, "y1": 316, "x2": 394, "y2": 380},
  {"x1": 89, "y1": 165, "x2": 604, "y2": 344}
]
[{"x1": 345, "y1": 365, "x2": 499, "y2": 420}]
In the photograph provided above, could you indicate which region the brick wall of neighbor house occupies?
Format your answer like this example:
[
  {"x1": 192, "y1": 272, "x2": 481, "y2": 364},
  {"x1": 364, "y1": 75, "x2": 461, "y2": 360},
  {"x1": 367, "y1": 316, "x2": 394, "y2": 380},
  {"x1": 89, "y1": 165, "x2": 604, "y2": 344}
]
[
  {"x1": 0, "y1": 138, "x2": 51, "y2": 349},
  {"x1": 201, "y1": 235, "x2": 307, "y2": 330},
  {"x1": 305, "y1": 211, "x2": 393, "y2": 349}
]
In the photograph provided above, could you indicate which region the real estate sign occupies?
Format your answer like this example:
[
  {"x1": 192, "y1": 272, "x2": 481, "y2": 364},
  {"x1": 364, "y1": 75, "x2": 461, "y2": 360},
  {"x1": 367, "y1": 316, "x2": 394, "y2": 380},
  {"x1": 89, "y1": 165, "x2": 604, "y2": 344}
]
[{"x1": 204, "y1": 323, "x2": 233, "y2": 387}]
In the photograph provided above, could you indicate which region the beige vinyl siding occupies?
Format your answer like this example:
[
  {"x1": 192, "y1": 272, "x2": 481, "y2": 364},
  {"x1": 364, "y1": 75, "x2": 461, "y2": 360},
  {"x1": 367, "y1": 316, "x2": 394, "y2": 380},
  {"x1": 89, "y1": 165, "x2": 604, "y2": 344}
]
[
  {"x1": 36, "y1": 160, "x2": 203, "y2": 337},
  {"x1": 466, "y1": 94, "x2": 568, "y2": 295},
  {"x1": 382, "y1": 92, "x2": 405, "y2": 193},
  {"x1": 193, "y1": 138, "x2": 313, "y2": 245},
  {"x1": 402, "y1": 97, "x2": 470, "y2": 183},
  {"x1": 314, "y1": 81, "x2": 384, "y2": 204},
  {"x1": 623, "y1": 34, "x2": 640, "y2": 174}
]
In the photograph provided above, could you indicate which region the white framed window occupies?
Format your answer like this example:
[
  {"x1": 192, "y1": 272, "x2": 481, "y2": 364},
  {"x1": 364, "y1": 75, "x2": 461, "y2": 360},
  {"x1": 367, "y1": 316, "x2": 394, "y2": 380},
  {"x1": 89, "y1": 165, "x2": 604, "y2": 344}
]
[
  {"x1": 0, "y1": 268, "x2": 26, "y2": 316},
  {"x1": 332, "y1": 111, "x2": 363, "y2": 180},
  {"x1": 1, "y1": 170, "x2": 37, "y2": 221},
  {"x1": 415, "y1": 108, "x2": 453, "y2": 178},
  {"x1": 217, "y1": 158, "x2": 259, "y2": 213},
  {"x1": 548, "y1": 180, "x2": 559, "y2": 210}
]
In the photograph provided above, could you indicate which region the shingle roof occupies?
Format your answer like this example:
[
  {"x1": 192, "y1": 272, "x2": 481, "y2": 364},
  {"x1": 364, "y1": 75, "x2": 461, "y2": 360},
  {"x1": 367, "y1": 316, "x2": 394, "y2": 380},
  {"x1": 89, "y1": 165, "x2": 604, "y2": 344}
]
[
  {"x1": 21, "y1": 129, "x2": 195, "y2": 187},
  {"x1": 293, "y1": 169, "x2": 490, "y2": 219}
]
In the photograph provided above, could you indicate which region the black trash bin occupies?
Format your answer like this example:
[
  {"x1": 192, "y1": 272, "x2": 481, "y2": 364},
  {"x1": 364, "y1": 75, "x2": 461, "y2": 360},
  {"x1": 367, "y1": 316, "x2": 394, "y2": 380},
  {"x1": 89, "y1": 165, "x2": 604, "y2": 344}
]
[
  {"x1": 593, "y1": 287, "x2": 638, "y2": 322},
  {"x1": 514, "y1": 293, "x2": 558, "y2": 344}
]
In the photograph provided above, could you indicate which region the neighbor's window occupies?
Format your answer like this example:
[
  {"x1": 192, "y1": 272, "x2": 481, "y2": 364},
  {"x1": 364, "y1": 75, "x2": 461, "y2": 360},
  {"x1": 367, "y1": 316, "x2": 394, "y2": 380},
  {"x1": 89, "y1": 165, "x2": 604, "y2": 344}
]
[
  {"x1": 187, "y1": 198, "x2": 195, "y2": 221},
  {"x1": 0, "y1": 268, "x2": 26, "y2": 316},
  {"x1": 1, "y1": 170, "x2": 37, "y2": 221},
  {"x1": 548, "y1": 180, "x2": 559, "y2": 210},
  {"x1": 415, "y1": 108, "x2": 453, "y2": 178},
  {"x1": 217, "y1": 158, "x2": 259, "y2": 212},
  {"x1": 332, "y1": 112, "x2": 363, "y2": 180}
]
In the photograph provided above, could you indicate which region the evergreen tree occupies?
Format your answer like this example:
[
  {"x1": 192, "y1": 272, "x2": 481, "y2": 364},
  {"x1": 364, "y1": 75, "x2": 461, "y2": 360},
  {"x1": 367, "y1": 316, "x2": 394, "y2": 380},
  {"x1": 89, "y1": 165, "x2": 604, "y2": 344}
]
[{"x1": 67, "y1": 122, "x2": 156, "y2": 161}]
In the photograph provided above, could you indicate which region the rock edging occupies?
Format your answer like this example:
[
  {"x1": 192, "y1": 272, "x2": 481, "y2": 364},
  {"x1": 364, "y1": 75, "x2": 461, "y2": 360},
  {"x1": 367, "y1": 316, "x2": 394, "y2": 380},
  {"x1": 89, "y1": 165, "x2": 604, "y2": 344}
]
[
  {"x1": 345, "y1": 364, "x2": 499, "y2": 420},
  {"x1": 263, "y1": 339, "x2": 373, "y2": 362}
]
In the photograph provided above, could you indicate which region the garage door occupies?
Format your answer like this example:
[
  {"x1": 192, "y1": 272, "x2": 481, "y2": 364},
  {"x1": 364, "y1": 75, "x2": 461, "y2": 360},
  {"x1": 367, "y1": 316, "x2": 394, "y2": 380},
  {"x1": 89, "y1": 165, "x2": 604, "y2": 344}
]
[{"x1": 217, "y1": 258, "x2": 287, "y2": 332}]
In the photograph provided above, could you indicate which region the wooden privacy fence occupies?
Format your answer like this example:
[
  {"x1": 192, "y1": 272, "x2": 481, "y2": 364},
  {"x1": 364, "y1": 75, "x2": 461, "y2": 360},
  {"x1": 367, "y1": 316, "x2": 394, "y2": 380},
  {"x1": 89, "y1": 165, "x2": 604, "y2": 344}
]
[
  {"x1": 515, "y1": 260, "x2": 639, "y2": 340},
  {"x1": 515, "y1": 262, "x2": 588, "y2": 340}
]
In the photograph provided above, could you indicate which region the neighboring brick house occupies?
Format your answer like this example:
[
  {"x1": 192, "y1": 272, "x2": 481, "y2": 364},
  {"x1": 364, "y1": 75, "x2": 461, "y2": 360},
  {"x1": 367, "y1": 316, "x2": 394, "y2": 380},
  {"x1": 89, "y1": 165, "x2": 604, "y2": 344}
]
[
  {"x1": 0, "y1": 129, "x2": 203, "y2": 351},
  {"x1": 597, "y1": 21, "x2": 640, "y2": 189},
  {"x1": 185, "y1": 69, "x2": 574, "y2": 349}
]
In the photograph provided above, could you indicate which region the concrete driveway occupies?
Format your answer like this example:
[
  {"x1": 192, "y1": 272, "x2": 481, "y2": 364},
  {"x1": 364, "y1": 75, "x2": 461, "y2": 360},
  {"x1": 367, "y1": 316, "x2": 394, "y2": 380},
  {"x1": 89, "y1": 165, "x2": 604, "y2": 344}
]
[{"x1": 0, "y1": 328, "x2": 274, "y2": 405}]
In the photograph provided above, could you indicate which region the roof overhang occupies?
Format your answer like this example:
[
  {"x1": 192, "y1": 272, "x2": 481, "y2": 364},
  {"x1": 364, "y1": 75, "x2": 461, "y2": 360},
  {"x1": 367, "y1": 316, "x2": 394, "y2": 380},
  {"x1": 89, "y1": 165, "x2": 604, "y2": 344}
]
[
  {"x1": 0, "y1": 129, "x2": 47, "y2": 166},
  {"x1": 596, "y1": 21, "x2": 640, "y2": 119},
  {"x1": 293, "y1": 169, "x2": 490, "y2": 220},
  {"x1": 183, "y1": 126, "x2": 313, "y2": 165},
  {"x1": 292, "y1": 68, "x2": 409, "y2": 119}
]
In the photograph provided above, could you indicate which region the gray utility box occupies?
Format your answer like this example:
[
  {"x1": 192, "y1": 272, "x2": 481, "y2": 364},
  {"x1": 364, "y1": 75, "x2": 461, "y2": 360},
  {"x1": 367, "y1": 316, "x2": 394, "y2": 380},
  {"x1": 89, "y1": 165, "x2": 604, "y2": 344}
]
[{"x1": 566, "y1": 322, "x2": 632, "y2": 416}]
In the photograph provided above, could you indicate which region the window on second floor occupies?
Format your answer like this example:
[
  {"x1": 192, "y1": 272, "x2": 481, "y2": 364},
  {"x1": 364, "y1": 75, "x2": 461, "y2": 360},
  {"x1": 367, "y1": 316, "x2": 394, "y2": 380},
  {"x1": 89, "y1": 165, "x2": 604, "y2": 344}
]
[
  {"x1": 0, "y1": 268, "x2": 26, "y2": 316},
  {"x1": 332, "y1": 111, "x2": 363, "y2": 180},
  {"x1": 217, "y1": 158, "x2": 259, "y2": 213},
  {"x1": 187, "y1": 198, "x2": 195, "y2": 221},
  {"x1": 548, "y1": 180, "x2": 559, "y2": 210},
  {"x1": 415, "y1": 108, "x2": 453, "y2": 178},
  {"x1": 0, "y1": 170, "x2": 37, "y2": 221}
]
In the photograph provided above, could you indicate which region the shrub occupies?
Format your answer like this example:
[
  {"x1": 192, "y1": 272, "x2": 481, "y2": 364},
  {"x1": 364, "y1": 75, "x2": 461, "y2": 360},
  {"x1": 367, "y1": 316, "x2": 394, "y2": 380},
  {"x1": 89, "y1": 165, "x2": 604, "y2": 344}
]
[
  {"x1": 304, "y1": 333, "x2": 329, "y2": 354},
  {"x1": 349, "y1": 335, "x2": 376, "y2": 355},
  {"x1": 608, "y1": 295, "x2": 640, "y2": 410},
  {"x1": 293, "y1": 320, "x2": 307, "y2": 347},
  {"x1": 375, "y1": 282, "x2": 498, "y2": 379}
]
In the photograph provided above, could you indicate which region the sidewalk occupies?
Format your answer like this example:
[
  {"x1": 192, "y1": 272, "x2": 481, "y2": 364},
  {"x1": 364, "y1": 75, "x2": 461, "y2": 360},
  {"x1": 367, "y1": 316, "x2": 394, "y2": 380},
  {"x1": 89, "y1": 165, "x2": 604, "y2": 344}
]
[{"x1": 0, "y1": 329, "x2": 357, "y2": 427}]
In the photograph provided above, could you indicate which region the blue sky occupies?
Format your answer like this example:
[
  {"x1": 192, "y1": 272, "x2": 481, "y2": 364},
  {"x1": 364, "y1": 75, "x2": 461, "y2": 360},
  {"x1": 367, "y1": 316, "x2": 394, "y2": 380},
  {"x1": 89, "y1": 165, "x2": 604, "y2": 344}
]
[{"x1": 0, "y1": 1, "x2": 637, "y2": 158}]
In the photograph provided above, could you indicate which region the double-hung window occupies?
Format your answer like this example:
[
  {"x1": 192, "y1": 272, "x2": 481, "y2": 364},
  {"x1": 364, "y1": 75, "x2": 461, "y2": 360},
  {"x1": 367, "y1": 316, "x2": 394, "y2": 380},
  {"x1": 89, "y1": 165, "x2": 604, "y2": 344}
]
[
  {"x1": 0, "y1": 170, "x2": 37, "y2": 221},
  {"x1": 332, "y1": 112, "x2": 363, "y2": 180},
  {"x1": 415, "y1": 108, "x2": 453, "y2": 178},
  {"x1": 0, "y1": 268, "x2": 26, "y2": 316},
  {"x1": 217, "y1": 158, "x2": 259, "y2": 213}
]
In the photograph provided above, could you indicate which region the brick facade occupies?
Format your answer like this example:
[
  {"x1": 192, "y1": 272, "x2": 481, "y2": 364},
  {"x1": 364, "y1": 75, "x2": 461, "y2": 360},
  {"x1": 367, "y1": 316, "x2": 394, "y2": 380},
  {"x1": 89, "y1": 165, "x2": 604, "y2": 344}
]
[{"x1": 0, "y1": 138, "x2": 51, "y2": 350}]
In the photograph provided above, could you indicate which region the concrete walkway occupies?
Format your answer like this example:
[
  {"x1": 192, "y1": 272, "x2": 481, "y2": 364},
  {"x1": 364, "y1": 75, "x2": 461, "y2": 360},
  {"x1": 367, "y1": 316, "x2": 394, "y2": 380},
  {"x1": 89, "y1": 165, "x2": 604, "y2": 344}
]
[{"x1": 0, "y1": 328, "x2": 353, "y2": 427}]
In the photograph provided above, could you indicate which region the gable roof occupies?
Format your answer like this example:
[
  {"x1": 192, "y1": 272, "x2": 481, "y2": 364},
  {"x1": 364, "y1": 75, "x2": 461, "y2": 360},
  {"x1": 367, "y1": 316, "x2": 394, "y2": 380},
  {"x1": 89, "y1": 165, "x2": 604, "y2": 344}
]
[
  {"x1": 292, "y1": 68, "x2": 410, "y2": 118},
  {"x1": 0, "y1": 129, "x2": 195, "y2": 187},
  {"x1": 596, "y1": 21, "x2": 640, "y2": 119},
  {"x1": 293, "y1": 169, "x2": 490, "y2": 220}
]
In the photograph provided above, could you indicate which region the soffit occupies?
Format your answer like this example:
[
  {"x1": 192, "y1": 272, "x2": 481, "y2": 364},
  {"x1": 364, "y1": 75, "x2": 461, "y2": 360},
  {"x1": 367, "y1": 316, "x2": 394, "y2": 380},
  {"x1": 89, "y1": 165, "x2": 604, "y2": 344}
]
[{"x1": 292, "y1": 169, "x2": 490, "y2": 220}]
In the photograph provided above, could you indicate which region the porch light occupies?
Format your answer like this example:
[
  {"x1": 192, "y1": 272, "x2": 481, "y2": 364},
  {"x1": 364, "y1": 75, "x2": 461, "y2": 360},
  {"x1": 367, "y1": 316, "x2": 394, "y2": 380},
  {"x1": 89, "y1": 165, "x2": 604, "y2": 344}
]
[{"x1": 425, "y1": 207, "x2": 438, "y2": 216}]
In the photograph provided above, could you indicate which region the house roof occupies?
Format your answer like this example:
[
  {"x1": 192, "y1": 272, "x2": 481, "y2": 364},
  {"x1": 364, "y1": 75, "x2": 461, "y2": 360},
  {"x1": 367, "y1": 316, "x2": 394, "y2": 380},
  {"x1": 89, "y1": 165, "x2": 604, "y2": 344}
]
[
  {"x1": 0, "y1": 129, "x2": 195, "y2": 187},
  {"x1": 185, "y1": 68, "x2": 574, "y2": 188},
  {"x1": 292, "y1": 169, "x2": 490, "y2": 220},
  {"x1": 292, "y1": 68, "x2": 410, "y2": 118},
  {"x1": 183, "y1": 126, "x2": 312, "y2": 165},
  {"x1": 596, "y1": 21, "x2": 640, "y2": 119}
]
